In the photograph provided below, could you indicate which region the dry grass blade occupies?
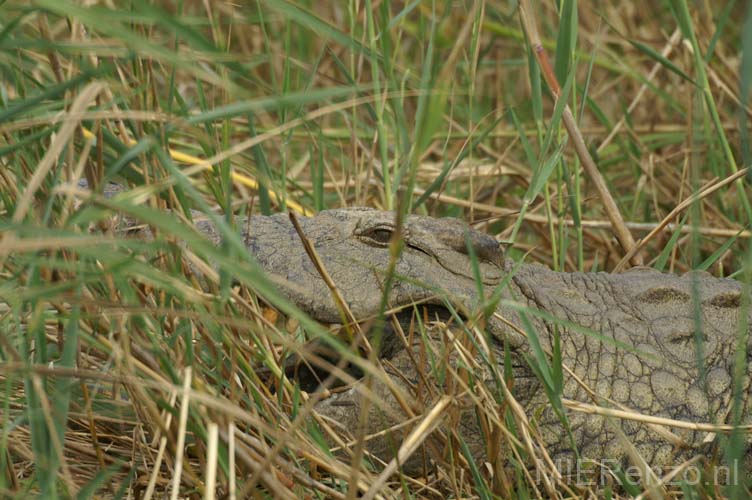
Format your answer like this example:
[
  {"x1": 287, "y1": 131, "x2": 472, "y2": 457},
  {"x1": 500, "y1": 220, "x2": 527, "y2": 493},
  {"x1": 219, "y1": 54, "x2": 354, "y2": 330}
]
[
  {"x1": 596, "y1": 28, "x2": 684, "y2": 154},
  {"x1": 413, "y1": 184, "x2": 752, "y2": 238},
  {"x1": 12, "y1": 82, "x2": 105, "y2": 222},
  {"x1": 614, "y1": 167, "x2": 750, "y2": 271},
  {"x1": 518, "y1": 0, "x2": 643, "y2": 266},
  {"x1": 362, "y1": 396, "x2": 452, "y2": 500},
  {"x1": 143, "y1": 391, "x2": 178, "y2": 500},
  {"x1": 169, "y1": 367, "x2": 192, "y2": 500},
  {"x1": 204, "y1": 422, "x2": 219, "y2": 500},
  {"x1": 563, "y1": 399, "x2": 752, "y2": 433},
  {"x1": 288, "y1": 211, "x2": 361, "y2": 337}
]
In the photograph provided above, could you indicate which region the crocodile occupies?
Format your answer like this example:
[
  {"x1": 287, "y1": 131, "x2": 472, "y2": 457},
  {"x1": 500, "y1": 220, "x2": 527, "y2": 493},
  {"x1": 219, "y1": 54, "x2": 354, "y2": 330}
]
[
  {"x1": 235, "y1": 207, "x2": 752, "y2": 482},
  {"x1": 100, "y1": 189, "x2": 750, "y2": 482}
]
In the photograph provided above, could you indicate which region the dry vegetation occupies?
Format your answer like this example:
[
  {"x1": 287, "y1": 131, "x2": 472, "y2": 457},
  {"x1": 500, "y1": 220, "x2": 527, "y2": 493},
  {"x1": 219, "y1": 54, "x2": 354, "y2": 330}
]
[{"x1": 0, "y1": 0, "x2": 751, "y2": 498}]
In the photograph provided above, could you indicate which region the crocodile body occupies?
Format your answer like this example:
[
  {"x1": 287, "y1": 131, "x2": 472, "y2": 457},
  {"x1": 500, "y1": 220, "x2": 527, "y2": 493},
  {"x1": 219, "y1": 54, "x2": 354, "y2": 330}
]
[{"x1": 235, "y1": 208, "x2": 752, "y2": 478}]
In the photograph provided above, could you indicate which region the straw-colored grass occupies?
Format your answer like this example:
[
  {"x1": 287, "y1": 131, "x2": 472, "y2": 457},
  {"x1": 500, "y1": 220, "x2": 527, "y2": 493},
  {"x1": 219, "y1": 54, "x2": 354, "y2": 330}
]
[{"x1": 1, "y1": 1, "x2": 750, "y2": 498}]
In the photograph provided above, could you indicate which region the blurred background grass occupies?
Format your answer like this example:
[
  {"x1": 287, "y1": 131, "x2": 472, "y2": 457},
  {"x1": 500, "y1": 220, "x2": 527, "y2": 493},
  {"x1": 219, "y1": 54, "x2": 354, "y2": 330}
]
[{"x1": 1, "y1": 0, "x2": 751, "y2": 498}]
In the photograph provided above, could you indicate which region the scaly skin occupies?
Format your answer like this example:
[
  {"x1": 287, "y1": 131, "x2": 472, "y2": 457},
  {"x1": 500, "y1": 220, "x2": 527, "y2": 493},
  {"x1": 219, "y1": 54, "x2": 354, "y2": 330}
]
[
  {"x1": 234, "y1": 208, "x2": 752, "y2": 478},
  {"x1": 118, "y1": 200, "x2": 750, "y2": 477},
  {"x1": 510, "y1": 263, "x2": 751, "y2": 468}
]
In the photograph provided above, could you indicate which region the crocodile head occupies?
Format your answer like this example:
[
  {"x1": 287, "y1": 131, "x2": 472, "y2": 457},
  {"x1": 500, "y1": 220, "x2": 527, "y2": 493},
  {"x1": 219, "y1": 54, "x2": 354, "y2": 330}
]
[{"x1": 246, "y1": 207, "x2": 509, "y2": 331}]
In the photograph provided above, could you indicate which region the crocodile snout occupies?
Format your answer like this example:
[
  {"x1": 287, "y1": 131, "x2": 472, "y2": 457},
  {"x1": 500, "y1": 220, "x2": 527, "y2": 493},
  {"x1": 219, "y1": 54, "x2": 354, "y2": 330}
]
[
  {"x1": 439, "y1": 228, "x2": 504, "y2": 268},
  {"x1": 433, "y1": 229, "x2": 504, "y2": 285}
]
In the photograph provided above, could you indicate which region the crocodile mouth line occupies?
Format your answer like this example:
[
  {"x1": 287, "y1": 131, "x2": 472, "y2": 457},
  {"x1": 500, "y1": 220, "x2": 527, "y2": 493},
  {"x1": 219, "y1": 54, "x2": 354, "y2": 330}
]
[
  {"x1": 287, "y1": 301, "x2": 535, "y2": 393},
  {"x1": 287, "y1": 302, "x2": 462, "y2": 391}
]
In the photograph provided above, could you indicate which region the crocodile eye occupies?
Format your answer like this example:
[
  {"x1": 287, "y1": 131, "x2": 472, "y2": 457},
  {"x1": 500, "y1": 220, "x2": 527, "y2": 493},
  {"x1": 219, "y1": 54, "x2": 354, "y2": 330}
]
[{"x1": 359, "y1": 226, "x2": 393, "y2": 246}]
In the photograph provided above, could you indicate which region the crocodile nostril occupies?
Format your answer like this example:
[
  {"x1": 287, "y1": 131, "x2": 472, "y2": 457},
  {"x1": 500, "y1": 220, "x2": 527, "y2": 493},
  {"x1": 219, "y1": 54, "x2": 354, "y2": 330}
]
[{"x1": 450, "y1": 232, "x2": 504, "y2": 267}]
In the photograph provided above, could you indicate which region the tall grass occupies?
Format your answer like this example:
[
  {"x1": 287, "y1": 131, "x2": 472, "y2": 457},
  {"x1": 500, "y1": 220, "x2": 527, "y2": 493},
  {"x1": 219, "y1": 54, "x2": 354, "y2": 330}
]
[{"x1": 0, "y1": 0, "x2": 750, "y2": 498}]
